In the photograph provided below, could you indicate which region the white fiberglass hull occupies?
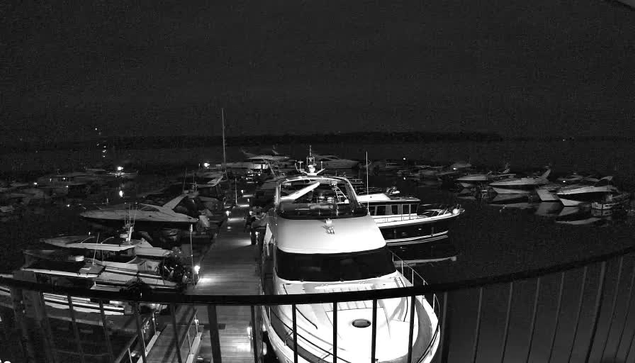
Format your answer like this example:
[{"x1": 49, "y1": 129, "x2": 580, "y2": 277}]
[{"x1": 261, "y1": 274, "x2": 439, "y2": 363}]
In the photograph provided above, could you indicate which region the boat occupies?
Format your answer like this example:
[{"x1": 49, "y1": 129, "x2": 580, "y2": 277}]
[
  {"x1": 357, "y1": 187, "x2": 464, "y2": 246},
  {"x1": 41, "y1": 224, "x2": 179, "y2": 260},
  {"x1": 35, "y1": 172, "x2": 91, "y2": 196},
  {"x1": 455, "y1": 164, "x2": 515, "y2": 189},
  {"x1": 259, "y1": 151, "x2": 440, "y2": 363},
  {"x1": 556, "y1": 176, "x2": 621, "y2": 207},
  {"x1": 80, "y1": 194, "x2": 201, "y2": 232},
  {"x1": 590, "y1": 192, "x2": 631, "y2": 211},
  {"x1": 312, "y1": 153, "x2": 360, "y2": 169},
  {"x1": 555, "y1": 172, "x2": 599, "y2": 185},
  {"x1": 21, "y1": 247, "x2": 190, "y2": 290},
  {"x1": 488, "y1": 168, "x2": 551, "y2": 194}
]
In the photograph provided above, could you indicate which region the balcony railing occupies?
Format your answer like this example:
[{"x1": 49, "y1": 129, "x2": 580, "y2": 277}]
[{"x1": 3, "y1": 243, "x2": 635, "y2": 363}]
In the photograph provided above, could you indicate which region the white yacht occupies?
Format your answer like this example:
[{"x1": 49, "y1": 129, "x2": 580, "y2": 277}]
[
  {"x1": 259, "y1": 154, "x2": 440, "y2": 363},
  {"x1": 80, "y1": 194, "x2": 201, "y2": 232},
  {"x1": 489, "y1": 168, "x2": 551, "y2": 194},
  {"x1": 455, "y1": 164, "x2": 514, "y2": 188},
  {"x1": 313, "y1": 153, "x2": 360, "y2": 169},
  {"x1": 556, "y1": 176, "x2": 621, "y2": 207},
  {"x1": 357, "y1": 187, "x2": 464, "y2": 246}
]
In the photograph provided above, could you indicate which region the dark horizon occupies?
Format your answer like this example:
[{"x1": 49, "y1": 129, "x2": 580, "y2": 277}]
[
  {"x1": 2, "y1": 1, "x2": 634, "y2": 144},
  {"x1": 3, "y1": 131, "x2": 635, "y2": 154}
]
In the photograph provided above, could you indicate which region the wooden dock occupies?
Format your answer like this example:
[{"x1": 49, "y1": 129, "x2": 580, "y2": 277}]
[{"x1": 146, "y1": 205, "x2": 261, "y2": 363}]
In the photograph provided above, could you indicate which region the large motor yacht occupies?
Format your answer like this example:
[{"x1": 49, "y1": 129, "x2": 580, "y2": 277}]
[{"x1": 259, "y1": 153, "x2": 440, "y2": 363}]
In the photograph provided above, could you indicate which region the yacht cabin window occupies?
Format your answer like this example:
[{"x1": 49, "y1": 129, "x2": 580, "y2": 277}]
[{"x1": 275, "y1": 247, "x2": 396, "y2": 282}]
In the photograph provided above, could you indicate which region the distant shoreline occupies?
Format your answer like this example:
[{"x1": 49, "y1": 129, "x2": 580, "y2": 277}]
[{"x1": 2, "y1": 132, "x2": 634, "y2": 153}]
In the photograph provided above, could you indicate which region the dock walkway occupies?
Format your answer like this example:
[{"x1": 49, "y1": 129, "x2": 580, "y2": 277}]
[{"x1": 146, "y1": 206, "x2": 261, "y2": 363}]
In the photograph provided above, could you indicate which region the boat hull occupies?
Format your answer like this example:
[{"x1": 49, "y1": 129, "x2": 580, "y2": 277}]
[{"x1": 378, "y1": 218, "x2": 452, "y2": 246}]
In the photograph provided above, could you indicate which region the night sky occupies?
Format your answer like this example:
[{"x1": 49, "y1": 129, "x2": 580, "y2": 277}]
[{"x1": 1, "y1": 0, "x2": 634, "y2": 144}]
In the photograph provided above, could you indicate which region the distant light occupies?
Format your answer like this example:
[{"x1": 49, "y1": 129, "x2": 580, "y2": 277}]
[
  {"x1": 94, "y1": 127, "x2": 98, "y2": 131},
  {"x1": 102, "y1": 150, "x2": 107, "y2": 153},
  {"x1": 194, "y1": 265, "x2": 201, "y2": 274},
  {"x1": 225, "y1": 210, "x2": 231, "y2": 216},
  {"x1": 66, "y1": 204, "x2": 70, "y2": 207},
  {"x1": 403, "y1": 157, "x2": 406, "y2": 160},
  {"x1": 203, "y1": 162, "x2": 210, "y2": 168},
  {"x1": 118, "y1": 190, "x2": 124, "y2": 198},
  {"x1": 117, "y1": 166, "x2": 124, "y2": 171}
]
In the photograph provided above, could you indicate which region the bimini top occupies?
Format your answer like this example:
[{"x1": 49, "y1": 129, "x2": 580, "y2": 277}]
[
  {"x1": 274, "y1": 175, "x2": 368, "y2": 220},
  {"x1": 274, "y1": 214, "x2": 386, "y2": 254}
]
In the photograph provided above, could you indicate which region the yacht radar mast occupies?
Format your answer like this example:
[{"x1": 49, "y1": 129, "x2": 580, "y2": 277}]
[{"x1": 296, "y1": 146, "x2": 325, "y2": 176}]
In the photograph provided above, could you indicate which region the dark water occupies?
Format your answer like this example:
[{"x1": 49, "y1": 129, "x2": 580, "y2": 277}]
[{"x1": 2, "y1": 141, "x2": 635, "y2": 362}]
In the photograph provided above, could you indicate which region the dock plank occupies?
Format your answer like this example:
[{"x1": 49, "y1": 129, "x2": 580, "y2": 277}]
[{"x1": 148, "y1": 206, "x2": 261, "y2": 362}]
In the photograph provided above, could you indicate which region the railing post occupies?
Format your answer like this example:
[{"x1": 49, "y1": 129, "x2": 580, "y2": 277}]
[
  {"x1": 499, "y1": 282, "x2": 514, "y2": 363},
  {"x1": 31, "y1": 291, "x2": 57, "y2": 363},
  {"x1": 407, "y1": 294, "x2": 416, "y2": 363},
  {"x1": 133, "y1": 304, "x2": 148, "y2": 363},
  {"x1": 67, "y1": 296, "x2": 86, "y2": 363},
  {"x1": 614, "y1": 262, "x2": 635, "y2": 363},
  {"x1": 599, "y1": 256, "x2": 624, "y2": 360},
  {"x1": 10, "y1": 287, "x2": 38, "y2": 363},
  {"x1": 566, "y1": 266, "x2": 588, "y2": 363},
  {"x1": 333, "y1": 301, "x2": 338, "y2": 363},
  {"x1": 371, "y1": 299, "x2": 378, "y2": 363},
  {"x1": 170, "y1": 304, "x2": 183, "y2": 363},
  {"x1": 546, "y1": 272, "x2": 565, "y2": 363},
  {"x1": 292, "y1": 304, "x2": 298, "y2": 363},
  {"x1": 98, "y1": 301, "x2": 116, "y2": 363},
  {"x1": 584, "y1": 261, "x2": 608, "y2": 362},
  {"x1": 207, "y1": 304, "x2": 222, "y2": 363},
  {"x1": 251, "y1": 305, "x2": 260, "y2": 363},
  {"x1": 524, "y1": 277, "x2": 541, "y2": 363},
  {"x1": 439, "y1": 292, "x2": 451, "y2": 363},
  {"x1": 471, "y1": 287, "x2": 484, "y2": 363}
]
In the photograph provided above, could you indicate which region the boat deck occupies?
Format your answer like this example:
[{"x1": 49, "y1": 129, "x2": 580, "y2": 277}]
[{"x1": 146, "y1": 205, "x2": 261, "y2": 363}]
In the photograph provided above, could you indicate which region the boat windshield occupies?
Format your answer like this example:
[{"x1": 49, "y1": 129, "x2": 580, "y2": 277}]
[
  {"x1": 275, "y1": 247, "x2": 396, "y2": 282},
  {"x1": 277, "y1": 178, "x2": 367, "y2": 219}
]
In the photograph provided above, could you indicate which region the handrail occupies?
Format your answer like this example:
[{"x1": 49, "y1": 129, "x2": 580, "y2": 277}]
[{"x1": 2, "y1": 242, "x2": 635, "y2": 305}]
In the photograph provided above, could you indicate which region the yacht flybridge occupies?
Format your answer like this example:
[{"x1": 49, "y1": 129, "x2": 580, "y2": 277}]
[{"x1": 259, "y1": 151, "x2": 440, "y2": 363}]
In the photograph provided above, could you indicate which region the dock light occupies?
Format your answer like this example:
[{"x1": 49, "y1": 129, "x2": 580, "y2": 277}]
[
  {"x1": 452, "y1": 208, "x2": 460, "y2": 215},
  {"x1": 33, "y1": 182, "x2": 37, "y2": 186},
  {"x1": 118, "y1": 190, "x2": 124, "y2": 198},
  {"x1": 225, "y1": 210, "x2": 231, "y2": 216},
  {"x1": 194, "y1": 265, "x2": 200, "y2": 274},
  {"x1": 116, "y1": 166, "x2": 124, "y2": 171},
  {"x1": 203, "y1": 162, "x2": 210, "y2": 168}
]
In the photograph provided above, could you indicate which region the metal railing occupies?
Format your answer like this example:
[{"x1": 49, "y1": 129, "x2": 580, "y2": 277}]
[{"x1": 3, "y1": 243, "x2": 635, "y2": 363}]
